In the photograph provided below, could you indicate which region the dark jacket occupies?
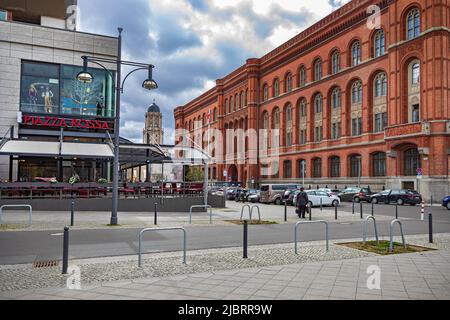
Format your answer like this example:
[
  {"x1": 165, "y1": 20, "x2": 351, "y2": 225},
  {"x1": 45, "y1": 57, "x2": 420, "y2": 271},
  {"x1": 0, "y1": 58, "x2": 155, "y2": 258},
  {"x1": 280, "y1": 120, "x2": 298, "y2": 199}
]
[{"x1": 296, "y1": 191, "x2": 309, "y2": 207}]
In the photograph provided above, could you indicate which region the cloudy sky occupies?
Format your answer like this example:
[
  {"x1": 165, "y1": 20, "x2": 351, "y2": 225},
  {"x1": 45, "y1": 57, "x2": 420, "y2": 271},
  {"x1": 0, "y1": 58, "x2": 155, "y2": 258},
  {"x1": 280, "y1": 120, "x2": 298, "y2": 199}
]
[{"x1": 77, "y1": 0, "x2": 349, "y2": 144}]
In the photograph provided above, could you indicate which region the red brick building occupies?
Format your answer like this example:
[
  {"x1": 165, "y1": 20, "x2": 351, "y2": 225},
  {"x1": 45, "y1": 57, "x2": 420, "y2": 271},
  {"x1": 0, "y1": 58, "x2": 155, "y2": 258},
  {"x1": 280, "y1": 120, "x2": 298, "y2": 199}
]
[{"x1": 174, "y1": 0, "x2": 450, "y2": 200}]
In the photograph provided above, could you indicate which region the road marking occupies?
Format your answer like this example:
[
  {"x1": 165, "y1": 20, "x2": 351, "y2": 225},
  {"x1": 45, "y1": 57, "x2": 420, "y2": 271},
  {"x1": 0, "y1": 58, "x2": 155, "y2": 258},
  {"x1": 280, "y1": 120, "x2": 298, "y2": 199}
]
[{"x1": 50, "y1": 233, "x2": 64, "y2": 236}]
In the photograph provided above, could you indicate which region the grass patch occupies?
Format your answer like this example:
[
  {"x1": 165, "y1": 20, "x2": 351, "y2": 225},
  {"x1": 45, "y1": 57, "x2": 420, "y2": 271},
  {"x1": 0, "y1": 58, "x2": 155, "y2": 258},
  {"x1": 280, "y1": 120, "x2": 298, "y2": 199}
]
[
  {"x1": 226, "y1": 220, "x2": 278, "y2": 225},
  {"x1": 338, "y1": 240, "x2": 434, "y2": 255}
]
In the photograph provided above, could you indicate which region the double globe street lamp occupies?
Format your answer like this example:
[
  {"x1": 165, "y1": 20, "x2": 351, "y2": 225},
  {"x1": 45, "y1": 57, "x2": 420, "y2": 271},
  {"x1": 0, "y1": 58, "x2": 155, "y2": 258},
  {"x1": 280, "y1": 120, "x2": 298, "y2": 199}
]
[{"x1": 76, "y1": 27, "x2": 158, "y2": 225}]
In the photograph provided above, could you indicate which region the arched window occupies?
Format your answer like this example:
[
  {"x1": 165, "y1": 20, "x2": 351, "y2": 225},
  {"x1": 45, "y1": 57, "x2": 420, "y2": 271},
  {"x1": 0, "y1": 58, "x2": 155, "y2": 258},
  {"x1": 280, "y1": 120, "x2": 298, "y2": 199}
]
[
  {"x1": 332, "y1": 88, "x2": 341, "y2": 109},
  {"x1": 244, "y1": 89, "x2": 248, "y2": 106},
  {"x1": 230, "y1": 96, "x2": 234, "y2": 113},
  {"x1": 285, "y1": 73, "x2": 293, "y2": 93},
  {"x1": 286, "y1": 104, "x2": 293, "y2": 146},
  {"x1": 350, "y1": 155, "x2": 362, "y2": 178},
  {"x1": 262, "y1": 112, "x2": 269, "y2": 149},
  {"x1": 373, "y1": 73, "x2": 388, "y2": 132},
  {"x1": 241, "y1": 91, "x2": 245, "y2": 108},
  {"x1": 314, "y1": 93, "x2": 323, "y2": 114},
  {"x1": 298, "y1": 159, "x2": 307, "y2": 179},
  {"x1": 314, "y1": 59, "x2": 322, "y2": 81},
  {"x1": 331, "y1": 50, "x2": 340, "y2": 74},
  {"x1": 373, "y1": 152, "x2": 386, "y2": 177},
  {"x1": 298, "y1": 98, "x2": 307, "y2": 145},
  {"x1": 225, "y1": 98, "x2": 229, "y2": 114},
  {"x1": 352, "y1": 80, "x2": 363, "y2": 104},
  {"x1": 404, "y1": 148, "x2": 420, "y2": 176},
  {"x1": 330, "y1": 156, "x2": 341, "y2": 178},
  {"x1": 313, "y1": 158, "x2": 322, "y2": 178},
  {"x1": 272, "y1": 108, "x2": 280, "y2": 148},
  {"x1": 235, "y1": 94, "x2": 239, "y2": 110},
  {"x1": 213, "y1": 108, "x2": 217, "y2": 122},
  {"x1": 351, "y1": 41, "x2": 361, "y2": 66},
  {"x1": 374, "y1": 29, "x2": 385, "y2": 57},
  {"x1": 407, "y1": 8, "x2": 420, "y2": 40},
  {"x1": 263, "y1": 84, "x2": 269, "y2": 102},
  {"x1": 299, "y1": 66, "x2": 306, "y2": 87},
  {"x1": 273, "y1": 79, "x2": 280, "y2": 97},
  {"x1": 412, "y1": 62, "x2": 420, "y2": 84}
]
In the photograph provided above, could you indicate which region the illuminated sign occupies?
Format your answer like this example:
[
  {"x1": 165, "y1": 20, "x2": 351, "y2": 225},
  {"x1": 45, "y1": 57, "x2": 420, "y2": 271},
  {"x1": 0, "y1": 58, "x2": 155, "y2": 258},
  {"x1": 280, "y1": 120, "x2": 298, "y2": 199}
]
[{"x1": 22, "y1": 115, "x2": 112, "y2": 130}]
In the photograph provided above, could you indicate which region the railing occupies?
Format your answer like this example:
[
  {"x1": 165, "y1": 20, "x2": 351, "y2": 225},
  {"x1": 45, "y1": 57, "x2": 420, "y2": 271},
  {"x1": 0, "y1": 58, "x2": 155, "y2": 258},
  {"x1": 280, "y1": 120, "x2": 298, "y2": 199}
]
[
  {"x1": 362, "y1": 216, "x2": 379, "y2": 245},
  {"x1": 0, "y1": 182, "x2": 206, "y2": 200},
  {"x1": 189, "y1": 205, "x2": 213, "y2": 224},
  {"x1": 0, "y1": 204, "x2": 33, "y2": 225},
  {"x1": 240, "y1": 205, "x2": 261, "y2": 223},
  {"x1": 389, "y1": 219, "x2": 407, "y2": 252},
  {"x1": 294, "y1": 220, "x2": 329, "y2": 254},
  {"x1": 138, "y1": 227, "x2": 187, "y2": 267}
]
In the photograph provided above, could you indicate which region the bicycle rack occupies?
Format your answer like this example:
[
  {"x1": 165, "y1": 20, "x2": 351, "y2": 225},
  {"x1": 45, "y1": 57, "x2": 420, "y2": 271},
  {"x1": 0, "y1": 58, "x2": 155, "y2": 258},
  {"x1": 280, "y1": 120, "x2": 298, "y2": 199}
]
[
  {"x1": 294, "y1": 220, "x2": 329, "y2": 254},
  {"x1": 389, "y1": 219, "x2": 406, "y2": 252},
  {"x1": 0, "y1": 205, "x2": 32, "y2": 225},
  {"x1": 363, "y1": 216, "x2": 379, "y2": 245},
  {"x1": 189, "y1": 205, "x2": 213, "y2": 224},
  {"x1": 138, "y1": 227, "x2": 187, "y2": 267},
  {"x1": 240, "y1": 205, "x2": 261, "y2": 223},
  {"x1": 240, "y1": 205, "x2": 251, "y2": 221}
]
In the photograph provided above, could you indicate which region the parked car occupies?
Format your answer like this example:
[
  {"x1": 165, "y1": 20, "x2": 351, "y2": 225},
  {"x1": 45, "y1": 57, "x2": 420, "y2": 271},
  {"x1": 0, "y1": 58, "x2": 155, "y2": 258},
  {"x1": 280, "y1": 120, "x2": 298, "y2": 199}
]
[
  {"x1": 318, "y1": 188, "x2": 341, "y2": 197},
  {"x1": 370, "y1": 189, "x2": 422, "y2": 206},
  {"x1": 443, "y1": 196, "x2": 450, "y2": 210},
  {"x1": 305, "y1": 190, "x2": 341, "y2": 207},
  {"x1": 260, "y1": 184, "x2": 300, "y2": 205},
  {"x1": 338, "y1": 187, "x2": 373, "y2": 203},
  {"x1": 248, "y1": 190, "x2": 261, "y2": 203},
  {"x1": 236, "y1": 189, "x2": 260, "y2": 203},
  {"x1": 285, "y1": 190, "x2": 301, "y2": 206},
  {"x1": 226, "y1": 188, "x2": 239, "y2": 200},
  {"x1": 234, "y1": 188, "x2": 245, "y2": 202}
]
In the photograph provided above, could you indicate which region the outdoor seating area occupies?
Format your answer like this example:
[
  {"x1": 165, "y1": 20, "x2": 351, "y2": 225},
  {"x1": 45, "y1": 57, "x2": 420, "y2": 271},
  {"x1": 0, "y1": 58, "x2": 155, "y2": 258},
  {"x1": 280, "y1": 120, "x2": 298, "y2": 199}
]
[{"x1": 0, "y1": 182, "x2": 205, "y2": 200}]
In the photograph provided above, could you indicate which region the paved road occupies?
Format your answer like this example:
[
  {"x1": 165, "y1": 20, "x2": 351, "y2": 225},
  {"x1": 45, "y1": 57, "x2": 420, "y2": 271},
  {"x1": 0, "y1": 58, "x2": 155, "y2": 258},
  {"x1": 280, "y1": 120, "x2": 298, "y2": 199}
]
[{"x1": 1, "y1": 203, "x2": 449, "y2": 265}]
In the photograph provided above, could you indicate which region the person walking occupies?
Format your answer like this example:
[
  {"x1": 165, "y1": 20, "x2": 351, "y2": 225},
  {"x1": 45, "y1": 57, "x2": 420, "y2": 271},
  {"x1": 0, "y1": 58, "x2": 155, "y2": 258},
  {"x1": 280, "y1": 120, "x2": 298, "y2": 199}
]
[{"x1": 296, "y1": 187, "x2": 309, "y2": 219}]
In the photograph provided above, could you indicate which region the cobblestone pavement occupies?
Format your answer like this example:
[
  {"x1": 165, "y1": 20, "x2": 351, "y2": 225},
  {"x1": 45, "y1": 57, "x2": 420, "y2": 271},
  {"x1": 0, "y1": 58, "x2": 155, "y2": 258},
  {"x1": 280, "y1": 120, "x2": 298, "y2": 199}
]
[
  {"x1": 0, "y1": 202, "x2": 405, "y2": 232},
  {"x1": 1, "y1": 234, "x2": 450, "y2": 300}
]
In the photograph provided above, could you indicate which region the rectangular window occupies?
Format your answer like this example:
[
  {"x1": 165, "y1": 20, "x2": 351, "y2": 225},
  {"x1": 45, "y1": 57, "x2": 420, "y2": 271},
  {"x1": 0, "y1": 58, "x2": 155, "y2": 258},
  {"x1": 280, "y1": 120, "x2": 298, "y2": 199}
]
[
  {"x1": 412, "y1": 105, "x2": 420, "y2": 122},
  {"x1": 286, "y1": 132, "x2": 292, "y2": 147},
  {"x1": 284, "y1": 161, "x2": 292, "y2": 179},
  {"x1": 331, "y1": 122, "x2": 341, "y2": 140},
  {"x1": 352, "y1": 117, "x2": 362, "y2": 136},
  {"x1": 300, "y1": 130, "x2": 307, "y2": 145},
  {"x1": 315, "y1": 126, "x2": 323, "y2": 142},
  {"x1": 20, "y1": 61, "x2": 116, "y2": 118},
  {"x1": 0, "y1": 10, "x2": 8, "y2": 21}
]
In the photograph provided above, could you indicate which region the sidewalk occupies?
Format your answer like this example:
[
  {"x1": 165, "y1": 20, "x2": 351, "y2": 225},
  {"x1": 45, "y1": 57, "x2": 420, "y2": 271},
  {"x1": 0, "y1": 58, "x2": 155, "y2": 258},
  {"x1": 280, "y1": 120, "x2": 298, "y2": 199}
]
[
  {"x1": 1, "y1": 234, "x2": 450, "y2": 300},
  {"x1": 0, "y1": 203, "x2": 401, "y2": 232}
]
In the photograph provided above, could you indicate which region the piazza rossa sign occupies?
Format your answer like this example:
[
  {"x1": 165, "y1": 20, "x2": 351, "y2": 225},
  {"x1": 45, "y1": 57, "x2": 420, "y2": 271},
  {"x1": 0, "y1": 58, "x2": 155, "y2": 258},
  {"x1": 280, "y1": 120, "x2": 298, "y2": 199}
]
[{"x1": 22, "y1": 115, "x2": 113, "y2": 130}]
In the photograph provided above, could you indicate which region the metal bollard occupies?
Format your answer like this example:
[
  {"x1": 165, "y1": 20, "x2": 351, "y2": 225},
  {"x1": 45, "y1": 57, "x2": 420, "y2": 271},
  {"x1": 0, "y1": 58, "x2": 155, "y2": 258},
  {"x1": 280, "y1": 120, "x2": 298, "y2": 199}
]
[
  {"x1": 335, "y1": 204, "x2": 338, "y2": 220},
  {"x1": 352, "y1": 201, "x2": 355, "y2": 215},
  {"x1": 429, "y1": 213, "x2": 433, "y2": 244},
  {"x1": 70, "y1": 202, "x2": 74, "y2": 227},
  {"x1": 154, "y1": 203, "x2": 158, "y2": 225},
  {"x1": 309, "y1": 204, "x2": 312, "y2": 221},
  {"x1": 371, "y1": 202, "x2": 374, "y2": 217},
  {"x1": 360, "y1": 202, "x2": 363, "y2": 219},
  {"x1": 284, "y1": 201, "x2": 287, "y2": 222},
  {"x1": 395, "y1": 204, "x2": 399, "y2": 219},
  {"x1": 243, "y1": 220, "x2": 248, "y2": 259},
  {"x1": 62, "y1": 226, "x2": 69, "y2": 275}
]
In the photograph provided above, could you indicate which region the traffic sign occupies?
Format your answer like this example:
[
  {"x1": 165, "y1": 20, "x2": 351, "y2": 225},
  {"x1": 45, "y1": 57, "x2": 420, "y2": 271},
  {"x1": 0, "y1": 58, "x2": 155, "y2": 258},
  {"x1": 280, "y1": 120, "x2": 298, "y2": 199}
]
[{"x1": 223, "y1": 170, "x2": 228, "y2": 177}]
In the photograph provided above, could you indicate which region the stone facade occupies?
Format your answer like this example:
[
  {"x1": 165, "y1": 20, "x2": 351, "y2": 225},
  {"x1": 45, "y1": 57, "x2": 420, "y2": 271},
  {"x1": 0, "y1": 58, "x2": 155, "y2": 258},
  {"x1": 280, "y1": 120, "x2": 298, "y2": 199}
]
[
  {"x1": 174, "y1": 0, "x2": 450, "y2": 201},
  {"x1": 0, "y1": 20, "x2": 118, "y2": 181}
]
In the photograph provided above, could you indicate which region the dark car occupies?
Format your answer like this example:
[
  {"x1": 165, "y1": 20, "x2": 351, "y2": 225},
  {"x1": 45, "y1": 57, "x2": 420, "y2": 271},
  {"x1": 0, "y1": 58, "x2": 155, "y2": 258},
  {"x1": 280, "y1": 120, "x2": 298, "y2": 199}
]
[
  {"x1": 338, "y1": 187, "x2": 373, "y2": 203},
  {"x1": 370, "y1": 189, "x2": 422, "y2": 206},
  {"x1": 442, "y1": 196, "x2": 450, "y2": 210},
  {"x1": 226, "y1": 188, "x2": 238, "y2": 200},
  {"x1": 284, "y1": 189, "x2": 300, "y2": 206}
]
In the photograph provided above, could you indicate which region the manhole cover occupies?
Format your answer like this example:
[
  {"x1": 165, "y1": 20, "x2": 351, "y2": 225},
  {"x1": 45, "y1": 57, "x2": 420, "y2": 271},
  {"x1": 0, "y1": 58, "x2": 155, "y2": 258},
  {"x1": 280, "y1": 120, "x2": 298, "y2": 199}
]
[{"x1": 33, "y1": 261, "x2": 59, "y2": 268}]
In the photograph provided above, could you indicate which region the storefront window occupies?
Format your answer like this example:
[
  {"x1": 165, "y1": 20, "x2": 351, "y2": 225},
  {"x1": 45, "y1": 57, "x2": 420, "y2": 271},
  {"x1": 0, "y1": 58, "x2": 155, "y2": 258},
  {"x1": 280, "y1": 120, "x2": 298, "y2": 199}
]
[
  {"x1": 20, "y1": 61, "x2": 115, "y2": 118},
  {"x1": 21, "y1": 62, "x2": 60, "y2": 114},
  {"x1": 61, "y1": 65, "x2": 115, "y2": 118}
]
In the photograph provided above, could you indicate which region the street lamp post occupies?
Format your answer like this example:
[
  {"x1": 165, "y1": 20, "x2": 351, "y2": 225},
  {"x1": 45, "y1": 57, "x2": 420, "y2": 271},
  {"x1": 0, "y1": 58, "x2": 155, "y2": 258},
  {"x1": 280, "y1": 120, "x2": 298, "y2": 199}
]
[{"x1": 76, "y1": 27, "x2": 158, "y2": 225}]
